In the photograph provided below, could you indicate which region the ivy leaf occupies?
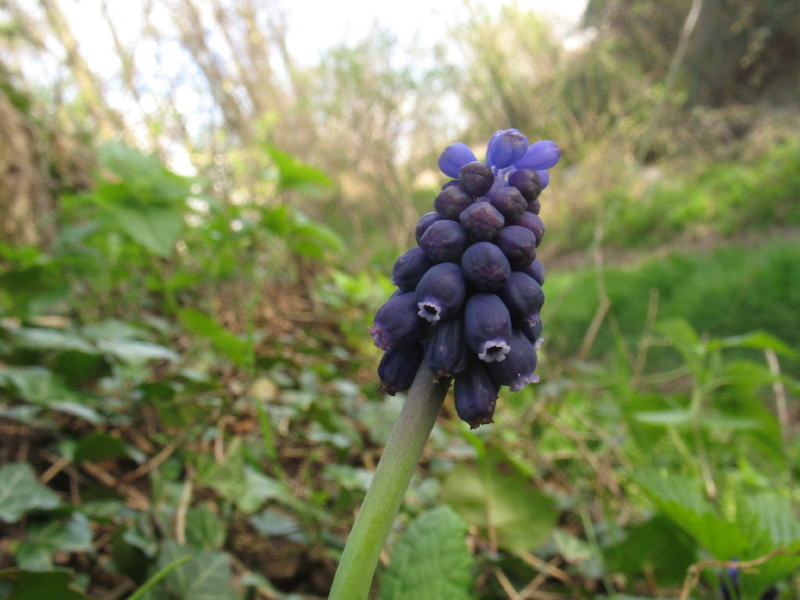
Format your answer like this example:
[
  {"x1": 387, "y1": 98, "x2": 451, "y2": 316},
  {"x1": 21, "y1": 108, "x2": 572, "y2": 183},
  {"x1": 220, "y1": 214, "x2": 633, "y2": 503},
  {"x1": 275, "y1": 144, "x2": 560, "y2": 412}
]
[
  {"x1": 0, "y1": 463, "x2": 61, "y2": 523},
  {"x1": 379, "y1": 506, "x2": 473, "y2": 600},
  {"x1": 152, "y1": 541, "x2": 237, "y2": 600},
  {"x1": 442, "y1": 446, "x2": 557, "y2": 554}
]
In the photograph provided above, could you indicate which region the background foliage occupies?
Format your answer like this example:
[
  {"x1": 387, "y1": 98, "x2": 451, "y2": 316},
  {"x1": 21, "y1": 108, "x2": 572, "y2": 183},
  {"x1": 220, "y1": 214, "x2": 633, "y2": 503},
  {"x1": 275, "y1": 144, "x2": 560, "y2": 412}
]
[{"x1": 1, "y1": 0, "x2": 799, "y2": 598}]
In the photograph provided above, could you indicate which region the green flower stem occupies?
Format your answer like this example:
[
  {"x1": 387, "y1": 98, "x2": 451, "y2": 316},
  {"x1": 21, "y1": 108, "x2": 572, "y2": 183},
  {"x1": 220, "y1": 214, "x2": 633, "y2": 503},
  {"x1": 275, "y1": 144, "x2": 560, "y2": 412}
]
[{"x1": 329, "y1": 363, "x2": 449, "y2": 600}]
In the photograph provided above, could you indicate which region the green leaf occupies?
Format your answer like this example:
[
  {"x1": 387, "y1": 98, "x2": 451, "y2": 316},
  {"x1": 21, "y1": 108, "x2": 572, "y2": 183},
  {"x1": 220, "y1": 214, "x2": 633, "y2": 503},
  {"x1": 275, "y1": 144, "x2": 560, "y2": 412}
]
[
  {"x1": 0, "y1": 463, "x2": 61, "y2": 523},
  {"x1": 185, "y1": 505, "x2": 226, "y2": 551},
  {"x1": 442, "y1": 446, "x2": 557, "y2": 554},
  {"x1": 73, "y1": 432, "x2": 130, "y2": 462},
  {"x1": 15, "y1": 514, "x2": 94, "y2": 570},
  {"x1": 632, "y1": 469, "x2": 749, "y2": 558},
  {"x1": 151, "y1": 541, "x2": 237, "y2": 600},
  {"x1": 178, "y1": 309, "x2": 252, "y2": 367},
  {"x1": 264, "y1": 145, "x2": 333, "y2": 191},
  {"x1": 603, "y1": 514, "x2": 696, "y2": 586},
  {"x1": 12, "y1": 328, "x2": 94, "y2": 353},
  {"x1": 378, "y1": 506, "x2": 473, "y2": 600},
  {"x1": 0, "y1": 568, "x2": 91, "y2": 600},
  {"x1": 96, "y1": 338, "x2": 180, "y2": 364},
  {"x1": 708, "y1": 331, "x2": 798, "y2": 358},
  {"x1": 105, "y1": 202, "x2": 184, "y2": 258},
  {"x1": 632, "y1": 409, "x2": 693, "y2": 426}
]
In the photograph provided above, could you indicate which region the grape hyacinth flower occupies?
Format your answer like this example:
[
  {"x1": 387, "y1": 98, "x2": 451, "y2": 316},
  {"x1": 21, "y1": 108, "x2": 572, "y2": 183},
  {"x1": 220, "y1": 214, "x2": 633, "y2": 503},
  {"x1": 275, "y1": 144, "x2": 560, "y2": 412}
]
[
  {"x1": 370, "y1": 128, "x2": 560, "y2": 425},
  {"x1": 331, "y1": 130, "x2": 560, "y2": 600}
]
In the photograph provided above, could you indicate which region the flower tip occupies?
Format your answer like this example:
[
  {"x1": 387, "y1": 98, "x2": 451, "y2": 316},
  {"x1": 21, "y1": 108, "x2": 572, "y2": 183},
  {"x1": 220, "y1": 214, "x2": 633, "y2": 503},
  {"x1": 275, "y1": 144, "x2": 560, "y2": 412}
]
[
  {"x1": 438, "y1": 142, "x2": 477, "y2": 178},
  {"x1": 487, "y1": 129, "x2": 529, "y2": 169},
  {"x1": 369, "y1": 326, "x2": 389, "y2": 351},
  {"x1": 515, "y1": 140, "x2": 561, "y2": 170}
]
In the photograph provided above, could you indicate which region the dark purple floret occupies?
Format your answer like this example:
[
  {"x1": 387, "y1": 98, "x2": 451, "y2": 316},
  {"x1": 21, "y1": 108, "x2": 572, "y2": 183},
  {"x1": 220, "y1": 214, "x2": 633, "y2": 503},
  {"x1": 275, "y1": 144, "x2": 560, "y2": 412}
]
[
  {"x1": 378, "y1": 343, "x2": 424, "y2": 395},
  {"x1": 419, "y1": 219, "x2": 469, "y2": 263},
  {"x1": 527, "y1": 199, "x2": 541, "y2": 214},
  {"x1": 434, "y1": 185, "x2": 474, "y2": 220},
  {"x1": 495, "y1": 225, "x2": 537, "y2": 270},
  {"x1": 370, "y1": 291, "x2": 430, "y2": 350},
  {"x1": 441, "y1": 179, "x2": 460, "y2": 191},
  {"x1": 438, "y1": 142, "x2": 478, "y2": 178},
  {"x1": 461, "y1": 241, "x2": 511, "y2": 292},
  {"x1": 465, "y1": 293, "x2": 512, "y2": 362},
  {"x1": 458, "y1": 161, "x2": 494, "y2": 197},
  {"x1": 414, "y1": 262, "x2": 467, "y2": 323},
  {"x1": 514, "y1": 140, "x2": 561, "y2": 170},
  {"x1": 425, "y1": 318, "x2": 469, "y2": 381},
  {"x1": 486, "y1": 129, "x2": 529, "y2": 169},
  {"x1": 454, "y1": 359, "x2": 500, "y2": 429},
  {"x1": 518, "y1": 317, "x2": 543, "y2": 345},
  {"x1": 515, "y1": 212, "x2": 546, "y2": 247},
  {"x1": 522, "y1": 259, "x2": 546, "y2": 286},
  {"x1": 485, "y1": 330, "x2": 539, "y2": 392},
  {"x1": 489, "y1": 186, "x2": 527, "y2": 224},
  {"x1": 459, "y1": 201, "x2": 505, "y2": 242},
  {"x1": 392, "y1": 247, "x2": 434, "y2": 292},
  {"x1": 508, "y1": 168, "x2": 543, "y2": 203},
  {"x1": 498, "y1": 271, "x2": 544, "y2": 322},
  {"x1": 415, "y1": 212, "x2": 443, "y2": 245}
]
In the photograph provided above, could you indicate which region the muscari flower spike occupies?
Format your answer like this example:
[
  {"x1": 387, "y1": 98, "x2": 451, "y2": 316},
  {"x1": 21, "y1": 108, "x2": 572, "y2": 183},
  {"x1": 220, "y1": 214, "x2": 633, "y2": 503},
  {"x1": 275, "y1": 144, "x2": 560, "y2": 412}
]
[{"x1": 370, "y1": 129, "x2": 560, "y2": 428}]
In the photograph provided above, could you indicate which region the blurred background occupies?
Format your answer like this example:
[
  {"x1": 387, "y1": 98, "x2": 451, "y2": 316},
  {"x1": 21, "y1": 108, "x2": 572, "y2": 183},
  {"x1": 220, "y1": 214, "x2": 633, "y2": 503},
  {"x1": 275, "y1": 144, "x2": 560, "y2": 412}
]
[{"x1": 1, "y1": 0, "x2": 799, "y2": 598}]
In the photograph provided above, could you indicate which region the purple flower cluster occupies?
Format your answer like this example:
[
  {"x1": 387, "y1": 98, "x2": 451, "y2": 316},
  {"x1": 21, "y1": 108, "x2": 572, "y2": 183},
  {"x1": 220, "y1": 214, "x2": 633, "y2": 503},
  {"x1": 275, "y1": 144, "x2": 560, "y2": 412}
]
[{"x1": 370, "y1": 129, "x2": 560, "y2": 428}]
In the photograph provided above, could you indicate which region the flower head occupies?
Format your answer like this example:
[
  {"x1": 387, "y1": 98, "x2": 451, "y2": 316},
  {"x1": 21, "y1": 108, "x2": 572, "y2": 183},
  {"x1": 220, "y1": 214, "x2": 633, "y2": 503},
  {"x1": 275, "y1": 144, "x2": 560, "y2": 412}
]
[{"x1": 371, "y1": 129, "x2": 561, "y2": 427}]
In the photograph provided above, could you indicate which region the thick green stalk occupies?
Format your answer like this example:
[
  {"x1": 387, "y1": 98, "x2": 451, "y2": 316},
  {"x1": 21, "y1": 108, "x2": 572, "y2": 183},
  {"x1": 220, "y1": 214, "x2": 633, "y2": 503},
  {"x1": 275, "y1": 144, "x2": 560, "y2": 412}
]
[{"x1": 329, "y1": 364, "x2": 449, "y2": 600}]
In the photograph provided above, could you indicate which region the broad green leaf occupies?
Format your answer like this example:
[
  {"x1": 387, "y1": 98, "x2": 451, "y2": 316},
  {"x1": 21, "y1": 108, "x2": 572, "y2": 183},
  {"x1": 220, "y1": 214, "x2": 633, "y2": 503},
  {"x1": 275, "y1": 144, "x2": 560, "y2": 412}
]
[
  {"x1": 0, "y1": 463, "x2": 60, "y2": 523},
  {"x1": 0, "y1": 568, "x2": 91, "y2": 600},
  {"x1": 442, "y1": 446, "x2": 557, "y2": 554},
  {"x1": 106, "y1": 202, "x2": 184, "y2": 258},
  {"x1": 264, "y1": 145, "x2": 333, "y2": 191},
  {"x1": 178, "y1": 309, "x2": 252, "y2": 367},
  {"x1": 185, "y1": 505, "x2": 226, "y2": 551},
  {"x1": 12, "y1": 328, "x2": 94, "y2": 353},
  {"x1": 96, "y1": 338, "x2": 179, "y2": 364},
  {"x1": 603, "y1": 514, "x2": 696, "y2": 586},
  {"x1": 73, "y1": 432, "x2": 130, "y2": 462},
  {"x1": 708, "y1": 331, "x2": 798, "y2": 358},
  {"x1": 15, "y1": 514, "x2": 94, "y2": 570},
  {"x1": 379, "y1": 506, "x2": 473, "y2": 600},
  {"x1": 249, "y1": 509, "x2": 305, "y2": 542},
  {"x1": 153, "y1": 541, "x2": 237, "y2": 600},
  {"x1": 632, "y1": 469, "x2": 748, "y2": 558}
]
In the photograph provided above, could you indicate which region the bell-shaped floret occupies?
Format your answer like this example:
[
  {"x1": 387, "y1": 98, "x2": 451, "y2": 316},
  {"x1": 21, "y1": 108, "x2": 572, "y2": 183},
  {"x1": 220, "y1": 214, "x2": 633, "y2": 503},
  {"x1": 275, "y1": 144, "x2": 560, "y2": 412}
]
[
  {"x1": 485, "y1": 330, "x2": 539, "y2": 392},
  {"x1": 514, "y1": 140, "x2": 561, "y2": 170},
  {"x1": 414, "y1": 262, "x2": 467, "y2": 323},
  {"x1": 498, "y1": 271, "x2": 544, "y2": 322},
  {"x1": 438, "y1": 142, "x2": 478, "y2": 178},
  {"x1": 518, "y1": 316, "x2": 543, "y2": 345},
  {"x1": 370, "y1": 291, "x2": 430, "y2": 350},
  {"x1": 459, "y1": 201, "x2": 505, "y2": 242},
  {"x1": 425, "y1": 318, "x2": 469, "y2": 381},
  {"x1": 378, "y1": 343, "x2": 424, "y2": 395},
  {"x1": 454, "y1": 359, "x2": 500, "y2": 429},
  {"x1": 488, "y1": 186, "x2": 527, "y2": 224},
  {"x1": 527, "y1": 198, "x2": 541, "y2": 214},
  {"x1": 458, "y1": 161, "x2": 494, "y2": 197},
  {"x1": 415, "y1": 212, "x2": 443, "y2": 245},
  {"x1": 508, "y1": 168, "x2": 543, "y2": 203},
  {"x1": 522, "y1": 259, "x2": 546, "y2": 286},
  {"x1": 465, "y1": 293, "x2": 512, "y2": 362},
  {"x1": 461, "y1": 241, "x2": 511, "y2": 292},
  {"x1": 495, "y1": 225, "x2": 537, "y2": 270},
  {"x1": 486, "y1": 129, "x2": 529, "y2": 169},
  {"x1": 392, "y1": 246, "x2": 434, "y2": 292},
  {"x1": 419, "y1": 220, "x2": 469, "y2": 263},
  {"x1": 434, "y1": 185, "x2": 474, "y2": 220},
  {"x1": 515, "y1": 212, "x2": 545, "y2": 247}
]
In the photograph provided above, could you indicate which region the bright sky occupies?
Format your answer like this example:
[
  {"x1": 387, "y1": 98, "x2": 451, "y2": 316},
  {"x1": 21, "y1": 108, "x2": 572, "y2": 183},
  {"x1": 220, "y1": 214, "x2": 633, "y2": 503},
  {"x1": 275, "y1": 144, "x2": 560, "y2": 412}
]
[{"x1": 283, "y1": 0, "x2": 589, "y2": 65}]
